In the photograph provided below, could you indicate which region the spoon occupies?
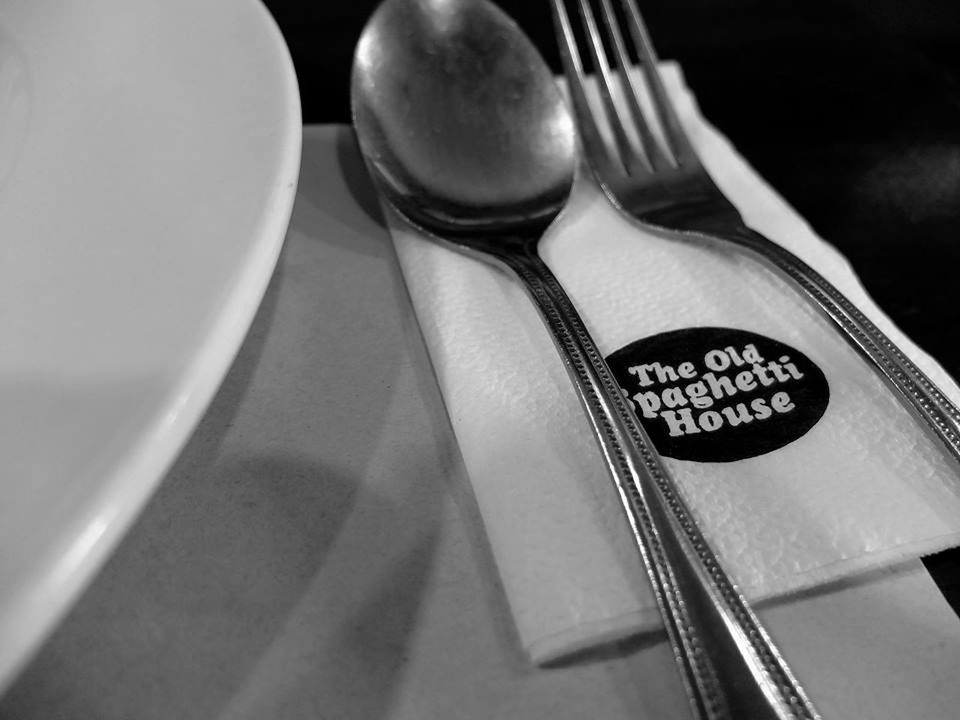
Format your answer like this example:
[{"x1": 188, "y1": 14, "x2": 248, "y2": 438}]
[{"x1": 351, "y1": 1, "x2": 820, "y2": 718}]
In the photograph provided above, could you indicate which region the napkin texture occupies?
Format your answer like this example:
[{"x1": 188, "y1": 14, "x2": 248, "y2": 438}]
[{"x1": 385, "y1": 64, "x2": 960, "y2": 664}]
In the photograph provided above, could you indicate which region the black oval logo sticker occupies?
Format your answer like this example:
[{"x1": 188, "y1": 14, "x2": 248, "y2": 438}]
[{"x1": 606, "y1": 327, "x2": 830, "y2": 463}]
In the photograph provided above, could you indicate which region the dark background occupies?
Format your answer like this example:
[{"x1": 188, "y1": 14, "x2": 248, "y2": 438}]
[{"x1": 261, "y1": 0, "x2": 960, "y2": 610}]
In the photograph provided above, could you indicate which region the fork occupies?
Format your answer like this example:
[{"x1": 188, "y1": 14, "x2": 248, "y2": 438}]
[
  {"x1": 550, "y1": 0, "x2": 960, "y2": 469},
  {"x1": 545, "y1": 2, "x2": 842, "y2": 719}
]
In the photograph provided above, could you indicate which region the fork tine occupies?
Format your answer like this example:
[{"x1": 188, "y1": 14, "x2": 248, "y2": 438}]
[
  {"x1": 549, "y1": 0, "x2": 618, "y2": 176},
  {"x1": 571, "y1": 0, "x2": 647, "y2": 174},
  {"x1": 619, "y1": 0, "x2": 698, "y2": 167},
  {"x1": 595, "y1": 0, "x2": 669, "y2": 171}
]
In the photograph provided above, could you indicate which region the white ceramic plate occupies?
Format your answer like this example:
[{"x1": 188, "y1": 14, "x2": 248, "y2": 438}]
[{"x1": 0, "y1": 0, "x2": 300, "y2": 689}]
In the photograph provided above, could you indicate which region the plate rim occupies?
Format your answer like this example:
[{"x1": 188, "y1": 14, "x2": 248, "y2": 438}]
[{"x1": 0, "y1": 0, "x2": 303, "y2": 691}]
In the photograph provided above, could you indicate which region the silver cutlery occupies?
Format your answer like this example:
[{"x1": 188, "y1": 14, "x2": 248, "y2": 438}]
[
  {"x1": 351, "y1": 0, "x2": 819, "y2": 717},
  {"x1": 551, "y1": 0, "x2": 960, "y2": 467}
]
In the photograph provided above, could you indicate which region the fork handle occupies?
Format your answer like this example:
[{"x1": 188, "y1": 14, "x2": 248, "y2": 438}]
[
  {"x1": 726, "y1": 227, "x2": 960, "y2": 464},
  {"x1": 483, "y1": 238, "x2": 821, "y2": 720}
]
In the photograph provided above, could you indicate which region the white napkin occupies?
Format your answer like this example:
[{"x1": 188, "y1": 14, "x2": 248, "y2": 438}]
[{"x1": 385, "y1": 63, "x2": 960, "y2": 664}]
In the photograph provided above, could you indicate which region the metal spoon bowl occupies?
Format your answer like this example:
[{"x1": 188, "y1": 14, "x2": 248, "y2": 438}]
[
  {"x1": 351, "y1": 0, "x2": 575, "y2": 232},
  {"x1": 350, "y1": 2, "x2": 819, "y2": 718}
]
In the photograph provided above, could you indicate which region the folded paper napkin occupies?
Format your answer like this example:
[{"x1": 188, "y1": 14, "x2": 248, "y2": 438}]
[{"x1": 385, "y1": 63, "x2": 960, "y2": 664}]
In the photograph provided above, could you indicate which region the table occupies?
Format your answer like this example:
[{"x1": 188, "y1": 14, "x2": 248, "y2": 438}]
[
  {"x1": 0, "y1": 123, "x2": 957, "y2": 719},
  {"x1": 3, "y1": 1, "x2": 960, "y2": 717}
]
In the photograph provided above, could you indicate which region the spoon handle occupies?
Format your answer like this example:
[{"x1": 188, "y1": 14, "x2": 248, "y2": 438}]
[
  {"x1": 723, "y1": 226, "x2": 960, "y2": 464},
  {"x1": 482, "y1": 238, "x2": 821, "y2": 720}
]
